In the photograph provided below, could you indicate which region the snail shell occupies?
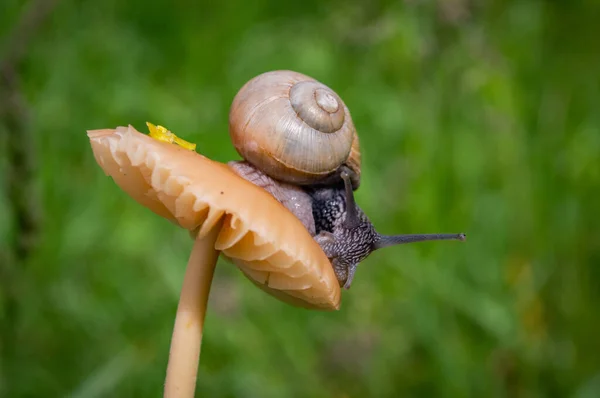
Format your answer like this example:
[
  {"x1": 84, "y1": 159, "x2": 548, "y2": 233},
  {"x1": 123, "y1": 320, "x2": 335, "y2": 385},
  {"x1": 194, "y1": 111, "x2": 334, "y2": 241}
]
[{"x1": 229, "y1": 70, "x2": 361, "y2": 187}]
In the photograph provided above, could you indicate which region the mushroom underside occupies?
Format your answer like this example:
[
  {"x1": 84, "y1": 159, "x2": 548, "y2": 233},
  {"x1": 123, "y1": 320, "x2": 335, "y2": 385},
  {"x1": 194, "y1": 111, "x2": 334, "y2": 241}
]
[{"x1": 88, "y1": 126, "x2": 341, "y2": 310}]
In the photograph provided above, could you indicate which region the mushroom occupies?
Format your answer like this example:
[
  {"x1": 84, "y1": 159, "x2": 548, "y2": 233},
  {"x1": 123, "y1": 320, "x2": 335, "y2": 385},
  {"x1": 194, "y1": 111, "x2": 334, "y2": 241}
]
[{"x1": 87, "y1": 124, "x2": 340, "y2": 397}]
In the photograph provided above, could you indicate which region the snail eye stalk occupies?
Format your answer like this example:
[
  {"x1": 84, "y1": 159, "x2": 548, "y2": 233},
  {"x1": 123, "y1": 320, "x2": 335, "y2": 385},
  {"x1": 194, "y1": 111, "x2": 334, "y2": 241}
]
[
  {"x1": 340, "y1": 171, "x2": 360, "y2": 229},
  {"x1": 374, "y1": 233, "x2": 466, "y2": 250}
]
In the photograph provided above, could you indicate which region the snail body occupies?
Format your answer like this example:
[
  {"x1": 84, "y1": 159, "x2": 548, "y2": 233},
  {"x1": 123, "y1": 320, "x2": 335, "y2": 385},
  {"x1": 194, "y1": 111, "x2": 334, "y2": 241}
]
[{"x1": 228, "y1": 70, "x2": 465, "y2": 289}]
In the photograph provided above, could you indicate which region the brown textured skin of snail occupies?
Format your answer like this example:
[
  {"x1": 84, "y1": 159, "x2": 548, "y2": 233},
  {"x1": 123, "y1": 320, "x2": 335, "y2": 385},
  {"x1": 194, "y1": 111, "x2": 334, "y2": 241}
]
[{"x1": 228, "y1": 70, "x2": 466, "y2": 289}]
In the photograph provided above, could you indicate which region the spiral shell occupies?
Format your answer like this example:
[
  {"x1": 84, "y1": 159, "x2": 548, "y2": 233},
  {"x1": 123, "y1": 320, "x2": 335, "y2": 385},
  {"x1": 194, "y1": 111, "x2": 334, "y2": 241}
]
[{"x1": 229, "y1": 70, "x2": 360, "y2": 186}]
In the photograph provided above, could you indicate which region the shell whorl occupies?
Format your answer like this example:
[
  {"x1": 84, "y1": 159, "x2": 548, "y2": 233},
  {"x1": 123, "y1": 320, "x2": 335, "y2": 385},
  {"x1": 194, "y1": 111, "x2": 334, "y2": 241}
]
[
  {"x1": 229, "y1": 70, "x2": 359, "y2": 185},
  {"x1": 289, "y1": 81, "x2": 345, "y2": 133}
]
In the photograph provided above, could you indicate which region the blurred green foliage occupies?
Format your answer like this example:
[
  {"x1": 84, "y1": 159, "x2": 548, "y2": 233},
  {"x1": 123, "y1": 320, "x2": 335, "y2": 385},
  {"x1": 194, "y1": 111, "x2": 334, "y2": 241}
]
[{"x1": 1, "y1": 0, "x2": 600, "y2": 397}]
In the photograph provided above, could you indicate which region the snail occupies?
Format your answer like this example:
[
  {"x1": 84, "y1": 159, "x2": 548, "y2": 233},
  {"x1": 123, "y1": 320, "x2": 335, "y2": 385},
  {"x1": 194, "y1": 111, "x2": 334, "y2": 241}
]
[{"x1": 227, "y1": 70, "x2": 465, "y2": 289}]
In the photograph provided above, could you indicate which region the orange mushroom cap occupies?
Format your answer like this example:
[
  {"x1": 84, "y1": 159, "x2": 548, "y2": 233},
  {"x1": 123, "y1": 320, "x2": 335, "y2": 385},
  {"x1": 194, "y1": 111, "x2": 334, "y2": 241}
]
[{"x1": 87, "y1": 125, "x2": 341, "y2": 310}]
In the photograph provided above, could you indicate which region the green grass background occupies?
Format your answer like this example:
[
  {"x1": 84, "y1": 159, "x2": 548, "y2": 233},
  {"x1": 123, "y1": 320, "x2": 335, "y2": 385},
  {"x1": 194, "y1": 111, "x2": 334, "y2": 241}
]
[{"x1": 1, "y1": 0, "x2": 599, "y2": 397}]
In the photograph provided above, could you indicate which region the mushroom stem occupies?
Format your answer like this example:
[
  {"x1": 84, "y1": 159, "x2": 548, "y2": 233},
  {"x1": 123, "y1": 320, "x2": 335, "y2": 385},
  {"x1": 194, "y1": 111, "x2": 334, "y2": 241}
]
[{"x1": 164, "y1": 225, "x2": 221, "y2": 398}]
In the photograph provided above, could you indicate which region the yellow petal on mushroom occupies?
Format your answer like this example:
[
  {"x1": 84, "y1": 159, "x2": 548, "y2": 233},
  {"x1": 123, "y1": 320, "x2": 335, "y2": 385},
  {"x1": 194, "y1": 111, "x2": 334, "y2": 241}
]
[{"x1": 146, "y1": 121, "x2": 197, "y2": 151}]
